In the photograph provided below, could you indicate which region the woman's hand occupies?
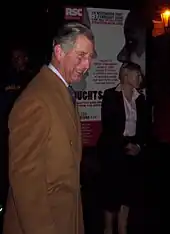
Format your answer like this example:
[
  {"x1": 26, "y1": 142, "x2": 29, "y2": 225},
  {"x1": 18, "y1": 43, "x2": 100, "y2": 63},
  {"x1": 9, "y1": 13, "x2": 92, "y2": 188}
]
[{"x1": 125, "y1": 143, "x2": 140, "y2": 156}]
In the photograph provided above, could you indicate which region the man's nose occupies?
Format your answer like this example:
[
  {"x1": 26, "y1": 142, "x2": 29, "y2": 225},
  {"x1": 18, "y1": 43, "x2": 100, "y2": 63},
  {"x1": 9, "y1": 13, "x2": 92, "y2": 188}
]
[
  {"x1": 82, "y1": 58, "x2": 91, "y2": 70},
  {"x1": 117, "y1": 46, "x2": 130, "y2": 62}
]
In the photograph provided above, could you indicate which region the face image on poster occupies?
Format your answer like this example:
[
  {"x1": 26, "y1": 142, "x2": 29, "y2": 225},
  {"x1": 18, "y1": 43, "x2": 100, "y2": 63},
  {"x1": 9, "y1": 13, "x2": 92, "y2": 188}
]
[{"x1": 64, "y1": 7, "x2": 145, "y2": 147}]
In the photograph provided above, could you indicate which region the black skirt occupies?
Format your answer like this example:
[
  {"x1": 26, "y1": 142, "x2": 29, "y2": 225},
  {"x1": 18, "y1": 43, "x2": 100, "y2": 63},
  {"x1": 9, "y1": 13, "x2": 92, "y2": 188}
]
[{"x1": 100, "y1": 137, "x2": 144, "y2": 212}]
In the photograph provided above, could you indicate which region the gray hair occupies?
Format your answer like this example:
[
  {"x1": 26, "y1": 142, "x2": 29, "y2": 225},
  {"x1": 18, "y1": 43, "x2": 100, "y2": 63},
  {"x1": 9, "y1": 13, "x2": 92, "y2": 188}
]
[{"x1": 53, "y1": 22, "x2": 97, "y2": 57}]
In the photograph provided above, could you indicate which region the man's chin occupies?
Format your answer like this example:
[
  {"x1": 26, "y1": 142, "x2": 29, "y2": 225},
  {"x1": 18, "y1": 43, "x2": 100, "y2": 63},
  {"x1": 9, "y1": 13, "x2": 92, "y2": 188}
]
[
  {"x1": 71, "y1": 76, "x2": 82, "y2": 83},
  {"x1": 72, "y1": 78, "x2": 87, "y2": 91}
]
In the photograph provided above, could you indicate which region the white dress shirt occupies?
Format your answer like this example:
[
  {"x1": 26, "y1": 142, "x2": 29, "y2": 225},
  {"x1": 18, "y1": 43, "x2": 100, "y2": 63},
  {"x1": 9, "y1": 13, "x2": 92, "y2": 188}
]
[
  {"x1": 115, "y1": 84, "x2": 139, "y2": 137},
  {"x1": 48, "y1": 63, "x2": 68, "y2": 87}
]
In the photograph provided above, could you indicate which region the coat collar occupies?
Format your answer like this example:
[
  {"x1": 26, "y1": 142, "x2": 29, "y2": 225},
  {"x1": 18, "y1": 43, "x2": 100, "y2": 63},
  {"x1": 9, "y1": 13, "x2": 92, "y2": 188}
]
[{"x1": 115, "y1": 83, "x2": 140, "y2": 101}]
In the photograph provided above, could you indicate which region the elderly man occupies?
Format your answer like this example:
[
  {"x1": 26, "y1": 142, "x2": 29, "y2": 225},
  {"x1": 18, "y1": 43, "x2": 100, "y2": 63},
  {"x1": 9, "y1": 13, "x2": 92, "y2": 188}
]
[{"x1": 3, "y1": 22, "x2": 96, "y2": 234}]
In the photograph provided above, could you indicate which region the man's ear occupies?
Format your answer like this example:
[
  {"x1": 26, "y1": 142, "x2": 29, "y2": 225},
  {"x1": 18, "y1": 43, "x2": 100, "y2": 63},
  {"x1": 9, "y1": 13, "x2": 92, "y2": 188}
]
[{"x1": 54, "y1": 44, "x2": 65, "y2": 61}]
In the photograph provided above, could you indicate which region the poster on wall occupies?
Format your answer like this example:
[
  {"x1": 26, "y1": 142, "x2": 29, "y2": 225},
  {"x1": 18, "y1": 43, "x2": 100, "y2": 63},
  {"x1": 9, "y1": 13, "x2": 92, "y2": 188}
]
[{"x1": 64, "y1": 6, "x2": 145, "y2": 147}]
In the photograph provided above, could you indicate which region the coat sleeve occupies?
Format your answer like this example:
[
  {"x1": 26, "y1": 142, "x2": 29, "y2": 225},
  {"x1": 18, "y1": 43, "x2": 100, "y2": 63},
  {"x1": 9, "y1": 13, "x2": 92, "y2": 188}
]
[
  {"x1": 136, "y1": 94, "x2": 150, "y2": 148},
  {"x1": 101, "y1": 89, "x2": 123, "y2": 146},
  {"x1": 101, "y1": 89, "x2": 115, "y2": 131},
  {"x1": 8, "y1": 97, "x2": 56, "y2": 234},
  {"x1": 97, "y1": 89, "x2": 125, "y2": 164}
]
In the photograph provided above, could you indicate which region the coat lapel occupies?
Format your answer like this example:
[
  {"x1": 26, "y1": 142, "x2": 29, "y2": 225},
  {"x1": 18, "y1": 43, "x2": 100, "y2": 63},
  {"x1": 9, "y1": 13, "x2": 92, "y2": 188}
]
[
  {"x1": 116, "y1": 91, "x2": 126, "y2": 133},
  {"x1": 135, "y1": 95, "x2": 144, "y2": 136},
  {"x1": 40, "y1": 66, "x2": 82, "y2": 160},
  {"x1": 42, "y1": 65, "x2": 79, "y2": 133},
  {"x1": 57, "y1": 82, "x2": 78, "y2": 132}
]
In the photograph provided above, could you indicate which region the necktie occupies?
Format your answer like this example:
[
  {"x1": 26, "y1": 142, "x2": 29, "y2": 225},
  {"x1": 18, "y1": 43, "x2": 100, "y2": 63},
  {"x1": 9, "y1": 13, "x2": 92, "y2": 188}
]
[{"x1": 68, "y1": 85, "x2": 76, "y2": 105}]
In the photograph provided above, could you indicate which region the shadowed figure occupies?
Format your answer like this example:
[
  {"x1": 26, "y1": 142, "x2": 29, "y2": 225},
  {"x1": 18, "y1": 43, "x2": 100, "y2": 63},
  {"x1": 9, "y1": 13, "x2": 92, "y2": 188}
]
[{"x1": 117, "y1": 10, "x2": 146, "y2": 75}]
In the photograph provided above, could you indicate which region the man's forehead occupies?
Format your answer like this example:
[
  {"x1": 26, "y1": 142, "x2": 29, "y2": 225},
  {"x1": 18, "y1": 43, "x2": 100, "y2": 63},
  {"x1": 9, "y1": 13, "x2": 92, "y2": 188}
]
[
  {"x1": 74, "y1": 35, "x2": 97, "y2": 58},
  {"x1": 74, "y1": 35, "x2": 95, "y2": 51}
]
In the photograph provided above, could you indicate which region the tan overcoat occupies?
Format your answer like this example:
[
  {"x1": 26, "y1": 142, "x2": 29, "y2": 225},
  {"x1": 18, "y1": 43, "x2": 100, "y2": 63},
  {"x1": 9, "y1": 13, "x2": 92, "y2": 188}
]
[{"x1": 3, "y1": 65, "x2": 84, "y2": 234}]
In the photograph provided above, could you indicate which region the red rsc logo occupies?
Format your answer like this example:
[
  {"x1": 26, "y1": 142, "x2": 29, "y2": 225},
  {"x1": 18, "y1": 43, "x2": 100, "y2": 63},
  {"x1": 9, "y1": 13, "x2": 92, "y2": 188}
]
[{"x1": 65, "y1": 7, "x2": 83, "y2": 20}]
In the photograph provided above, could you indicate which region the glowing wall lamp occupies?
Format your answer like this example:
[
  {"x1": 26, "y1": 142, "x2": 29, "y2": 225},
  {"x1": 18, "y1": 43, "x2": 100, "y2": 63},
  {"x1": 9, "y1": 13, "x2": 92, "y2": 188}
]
[{"x1": 161, "y1": 9, "x2": 170, "y2": 33}]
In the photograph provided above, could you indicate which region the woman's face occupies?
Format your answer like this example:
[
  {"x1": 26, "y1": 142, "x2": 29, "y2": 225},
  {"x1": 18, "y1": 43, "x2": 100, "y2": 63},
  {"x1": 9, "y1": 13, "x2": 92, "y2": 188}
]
[{"x1": 127, "y1": 70, "x2": 142, "y2": 89}]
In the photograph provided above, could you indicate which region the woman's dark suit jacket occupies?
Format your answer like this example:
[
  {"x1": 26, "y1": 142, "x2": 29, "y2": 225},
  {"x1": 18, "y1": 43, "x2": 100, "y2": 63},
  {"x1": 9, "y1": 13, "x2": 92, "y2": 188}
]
[{"x1": 98, "y1": 87, "x2": 147, "y2": 159}]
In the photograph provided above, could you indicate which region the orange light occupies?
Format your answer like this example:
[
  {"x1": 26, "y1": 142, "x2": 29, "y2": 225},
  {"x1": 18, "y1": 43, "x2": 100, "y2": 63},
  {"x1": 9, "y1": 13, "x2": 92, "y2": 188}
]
[{"x1": 161, "y1": 9, "x2": 170, "y2": 28}]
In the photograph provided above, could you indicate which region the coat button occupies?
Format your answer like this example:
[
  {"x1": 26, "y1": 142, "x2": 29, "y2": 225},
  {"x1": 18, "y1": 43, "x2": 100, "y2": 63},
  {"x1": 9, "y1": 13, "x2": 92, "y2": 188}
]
[{"x1": 70, "y1": 140, "x2": 73, "y2": 146}]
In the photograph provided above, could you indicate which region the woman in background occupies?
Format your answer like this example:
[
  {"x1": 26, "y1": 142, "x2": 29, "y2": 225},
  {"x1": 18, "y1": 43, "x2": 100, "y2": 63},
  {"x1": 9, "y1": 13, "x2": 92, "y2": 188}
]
[{"x1": 98, "y1": 62, "x2": 147, "y2": 234}]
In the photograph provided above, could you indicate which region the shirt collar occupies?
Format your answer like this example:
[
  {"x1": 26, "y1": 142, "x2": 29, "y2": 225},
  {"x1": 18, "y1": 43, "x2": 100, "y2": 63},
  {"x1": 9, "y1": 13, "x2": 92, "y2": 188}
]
[
  {"x1": 48, "y1": 63, "x2": 69, "y2": 87},
  {"x1": 115, "y1": 83, "x2": 140, "y2": 100}
]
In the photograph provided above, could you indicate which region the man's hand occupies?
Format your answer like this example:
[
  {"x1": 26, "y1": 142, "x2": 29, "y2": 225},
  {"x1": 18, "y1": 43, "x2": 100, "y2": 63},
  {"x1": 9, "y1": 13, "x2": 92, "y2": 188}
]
[{"x1": 125, "y1": 143, "x2": 140, "y2": 156}]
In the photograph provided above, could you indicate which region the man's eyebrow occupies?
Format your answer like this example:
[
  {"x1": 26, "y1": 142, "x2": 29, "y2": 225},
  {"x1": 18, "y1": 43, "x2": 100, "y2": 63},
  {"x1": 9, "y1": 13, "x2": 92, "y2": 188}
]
[
  {"x1": 77, "y1": 51, "x2": 86, "y2": 55},
  {"x1": 76, "y1": 51, "x2": 94, "y2": 57}
]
